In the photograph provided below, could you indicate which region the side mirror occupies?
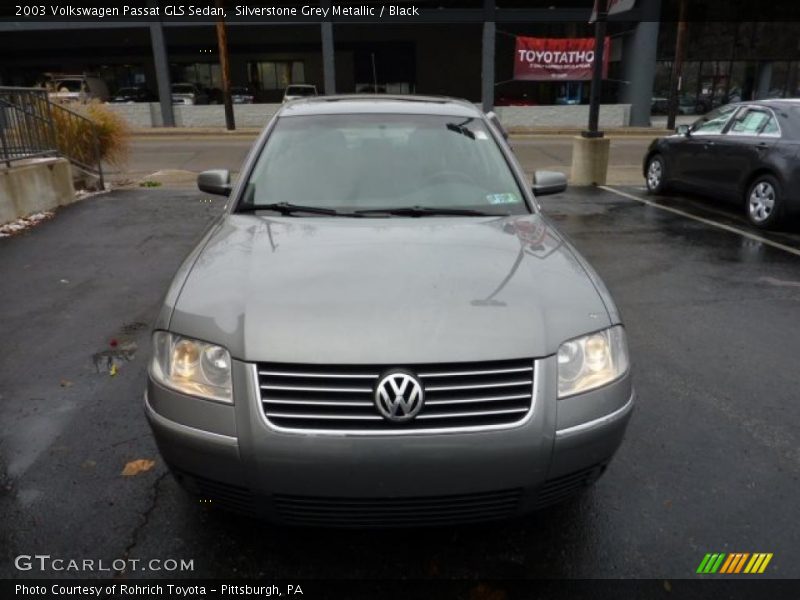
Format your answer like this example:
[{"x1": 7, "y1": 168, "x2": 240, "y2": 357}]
[
  {"x1": 486, "y1": 110, "x2": 509, "y2": 140},
  {"x1": 532, "y1": 170, "x2": 567, "y2": 196},
  {"x1": 197, "y1": 169, "x2": 231, "y2": 196},
  {"x1": 676, "y1": 124, "x2": 690, "y2": 136}
]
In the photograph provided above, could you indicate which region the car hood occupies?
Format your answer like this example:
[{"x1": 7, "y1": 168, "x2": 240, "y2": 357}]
[{"x1": 168, "y1": 214, "x2": 614, "y2": 363}]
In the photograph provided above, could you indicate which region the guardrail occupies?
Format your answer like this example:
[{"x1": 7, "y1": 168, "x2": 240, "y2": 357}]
[{"x1": 0, "y1": 86, "x2": 104, "y2": 187}]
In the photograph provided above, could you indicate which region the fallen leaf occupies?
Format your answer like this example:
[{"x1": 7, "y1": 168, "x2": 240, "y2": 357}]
[
  {"x1": 469, "y1": 584, "x2": 506, "y2": 600},
  {"x1": 81, "y1": 460, "x2": 96, "y2": 469},
  {"x1": 60, "y1": 379, "x2": 73, "y2": 388},
  {"x1": 121, "y1": 459, "x2": 155, "y2": 476},
  {"x1": 663, "y1": 580, "x2": 672, "y2": 592},
  {"x1": 109, "y1": 364, "x2": 118, "y2": 377}
]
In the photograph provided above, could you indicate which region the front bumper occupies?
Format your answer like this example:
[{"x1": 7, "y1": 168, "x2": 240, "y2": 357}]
[{"x1": 145, "y1": 356, "x2": 633, "y2": 525}]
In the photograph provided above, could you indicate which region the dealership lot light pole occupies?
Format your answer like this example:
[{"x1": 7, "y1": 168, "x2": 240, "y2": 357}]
[
  {"x1": 571, "y1": 0, "x2": 611, "y2": 185},
  {"x1": 666, "y1": 0, "x2": 688, "y2": 131},
  {"x1": 482, "y1": 0, "x2": 495, "y2": 113},
  {"x1": 585, "y1": 3, "x2": 607, "y2": 138}
]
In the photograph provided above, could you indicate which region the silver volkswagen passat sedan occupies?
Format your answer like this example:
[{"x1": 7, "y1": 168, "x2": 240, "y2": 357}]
[{"x1": 145, "y1": 96, "x2": 634, "y2": 526}]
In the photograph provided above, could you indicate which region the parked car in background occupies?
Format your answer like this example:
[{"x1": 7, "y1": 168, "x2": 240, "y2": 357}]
[
  {"x1": 282, "y1": 84, "x2": 318, "y2": 102},
  {"x1": 652, "y1": 93, "x2": 703, "y2": 115},
  {"x1": 231, "y1": 86, "x2": 255, "y2": 104},
  {"x1": 171, "y1": 83, "x2": 209, "y2": 105},
  {"x1": 651, "y1": 96, "x2": 669, "y2": 114},
  {"x1": 145, "y1": 96, "x2": 634, "y2": 525},
  {"x1": 48, "y1": 74, "x2": 109, "y2": 103},
  {"x1": 108, "y1": 86, "x2": 156, "y2": 103},
  {"x1": 206, "y1": 87, "x2": 223, "y2": 105},
  {"x1": 355, "y1": 84, "x2": 387, "y2": 94},
  {"x1": 644, "y1": 99, "x2": 800, "y2": 228}
]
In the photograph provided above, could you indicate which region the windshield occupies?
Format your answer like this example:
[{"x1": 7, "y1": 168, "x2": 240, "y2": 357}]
[
  {"x1": 55, "y1": 80, "x2": 82, "y2": 92},
  {"x1": 240, "y1": 114, "x2": 528, "y2": 216},
  {"x1": 172, "y1": 84, "x2": 195, "y2": 93},
  {"x1": 285, "y1": 86, "x2": 316, "y2": 96}
]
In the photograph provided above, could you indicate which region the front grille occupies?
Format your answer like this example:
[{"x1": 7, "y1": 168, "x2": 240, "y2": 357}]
[
  {"x1": 273, "y1": 488, "x2": 523, "y2": 526},
  {"x1": 256, "y1": 359, "x2": 535, "y2": 433}
]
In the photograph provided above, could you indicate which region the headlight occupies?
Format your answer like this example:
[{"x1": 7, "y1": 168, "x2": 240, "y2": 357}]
[
  {"x1": 150, "y1": 332, "x2": 232, "y2": 403},
  {"x1": 557, "y1": 326, "x2": 629, "y2": 398}
]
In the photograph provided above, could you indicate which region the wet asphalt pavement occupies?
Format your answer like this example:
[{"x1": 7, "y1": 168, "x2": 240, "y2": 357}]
[{"x1": 1, "y1": 185, "x2": 799, "y2": 580}]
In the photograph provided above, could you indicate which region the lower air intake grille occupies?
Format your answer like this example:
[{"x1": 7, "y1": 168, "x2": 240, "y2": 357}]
[
  {"x1": 273, "y1": 489, "x2": 523, "y2": 526},
  {"x1": 533, "y1": 464, "x2": 607, "y2": 508},
  {"x1": 171, "y1": 469, "x2": 255, "y2": 516},
  {"x1": 256, "y1": 359, "x2": 535, "y2": 433}
]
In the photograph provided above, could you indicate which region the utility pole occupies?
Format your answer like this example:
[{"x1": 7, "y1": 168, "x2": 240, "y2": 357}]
[
  {"x1": 216, "y1": 0, "x2": 235, "y2": 130},
  {"x1": 666, "y1": 0, "x2": 688, "y2": 130},
  {"x1": 571, "y1": 0, "x2": 611, "y2": 186},
  {"x1": 584, "y1": 0, "x2": 607, "y2": 137}
]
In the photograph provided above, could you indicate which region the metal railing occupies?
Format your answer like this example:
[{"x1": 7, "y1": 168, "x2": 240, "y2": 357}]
[
  {"x1": 0, "y1": 86, "x2": 104, "y2": 187},
  {"x1": 0, "y1": 87, "x2": 57, "y2": 165}
]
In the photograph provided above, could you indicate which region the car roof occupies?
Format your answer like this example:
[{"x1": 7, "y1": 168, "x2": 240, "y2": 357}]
[
  {"x1": 733, "y1": 98, "x2": 800, "y2": 109},
  {"x1": 279, "y1": 95, "x2": 483, "y2": 118}
]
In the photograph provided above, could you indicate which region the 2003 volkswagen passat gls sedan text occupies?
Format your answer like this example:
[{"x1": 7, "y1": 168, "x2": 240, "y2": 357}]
[{"x1": 145, "y1": 96, "x2": 634, "y2": 526}]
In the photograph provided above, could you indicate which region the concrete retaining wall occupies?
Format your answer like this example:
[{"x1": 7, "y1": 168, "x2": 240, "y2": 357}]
[
  {"x1": 0, "y1": 158, "x2": 76, "y2": 225},
  {"x1": 107, "y1": 102, "x2": 631, "y2": 129},
  {"x1": 495, "y1": 104, "x2": 631, "y2": 129},
  {"x1": 106, "y1": 103, "x2": 281, "y2": 128}
]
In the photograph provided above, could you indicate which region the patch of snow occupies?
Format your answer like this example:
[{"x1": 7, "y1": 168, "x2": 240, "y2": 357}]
[{"x1": 0, "y1": 211, "x2": 55, "y2": 238}]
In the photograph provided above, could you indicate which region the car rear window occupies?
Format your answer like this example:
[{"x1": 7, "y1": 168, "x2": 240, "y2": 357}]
[
  {"x1": 55, "y1": 80, "x2": 82, "y2": 92},
  {"x1": 730, "y1": 109, "x2": 771, "y2": 135}
]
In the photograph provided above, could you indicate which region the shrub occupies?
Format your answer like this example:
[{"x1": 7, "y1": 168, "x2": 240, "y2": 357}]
[{"x1": 49, "y1": 100, "x2": 130, "y2": 169}]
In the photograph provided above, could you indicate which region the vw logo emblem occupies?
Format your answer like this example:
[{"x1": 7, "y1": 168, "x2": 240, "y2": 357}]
[{"x1": 374, "y1": 371, "x2": 425, "y2": 422}]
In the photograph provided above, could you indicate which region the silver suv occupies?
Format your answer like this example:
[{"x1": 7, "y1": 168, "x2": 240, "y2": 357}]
[{"x1": 145, "y1": 96, "x2": 633, "y2": 526}]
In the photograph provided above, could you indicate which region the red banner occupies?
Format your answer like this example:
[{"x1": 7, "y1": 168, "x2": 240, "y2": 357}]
[{"x1": 513, "y1": 37, "x2": 610, "y2": 81}]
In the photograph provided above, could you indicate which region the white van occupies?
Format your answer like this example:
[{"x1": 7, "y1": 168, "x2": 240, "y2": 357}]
[{"x1": 48, "y1": 75, "x2": 110, "y2": 103}]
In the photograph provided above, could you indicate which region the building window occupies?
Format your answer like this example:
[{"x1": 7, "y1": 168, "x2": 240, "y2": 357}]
[
  {"x1": 248, "y1": 61, "x2": 305, "y2": 90},
  {"x1": 170, "y1": 63, "x2": 221, "y2": 90}
]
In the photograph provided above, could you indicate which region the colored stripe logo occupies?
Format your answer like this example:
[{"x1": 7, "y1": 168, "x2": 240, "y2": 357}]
[{"x1": 697, "y1": 553, "x2": 773, "y2": 574}]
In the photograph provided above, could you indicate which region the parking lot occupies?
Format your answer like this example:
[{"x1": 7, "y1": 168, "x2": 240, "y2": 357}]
[{"x1": 1, "y1": 180, "x2": 799, "y2": 580}]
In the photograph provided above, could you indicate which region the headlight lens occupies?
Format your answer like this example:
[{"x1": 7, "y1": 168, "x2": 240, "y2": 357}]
[
  {"x1": 557, "y1": 326, "x2": 629, "y2": 398},
  {"x1": 150, "y1": 332, "x2": 232, "y2": 403}
]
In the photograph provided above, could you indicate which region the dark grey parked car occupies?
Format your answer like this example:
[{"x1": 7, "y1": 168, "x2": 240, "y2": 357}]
[
  {"x1": 145, "y1": 96, "x2": 633, "y2": 525},
  {"x1": 644, "y1": 99, "x2": 800, "y2": 228}
]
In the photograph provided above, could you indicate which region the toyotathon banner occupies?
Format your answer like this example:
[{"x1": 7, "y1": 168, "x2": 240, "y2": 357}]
[{"x1": 513, "y1": 37, "x2": 610, "y2": 81}]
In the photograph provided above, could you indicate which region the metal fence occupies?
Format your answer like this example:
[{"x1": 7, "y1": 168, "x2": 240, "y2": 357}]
[
  {"x1": 0, "y1": 87, "x2": 58, "y2": 166},
  {"x1": 0, "y1": 86, "x2": 104, "y2": 187}
]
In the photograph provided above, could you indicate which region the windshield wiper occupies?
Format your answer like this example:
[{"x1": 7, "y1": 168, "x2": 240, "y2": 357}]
[
  {"x1": 354, "y1": 206, "x2": 492, "y2": 217},
  {"x1": 236, "y1": 202, "x2": 356, "y2": 217}
]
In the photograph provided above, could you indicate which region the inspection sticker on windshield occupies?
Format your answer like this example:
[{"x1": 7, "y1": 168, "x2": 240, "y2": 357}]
[{"x1": 486, "y1": 193, "x2": 521, "y2": 205}]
